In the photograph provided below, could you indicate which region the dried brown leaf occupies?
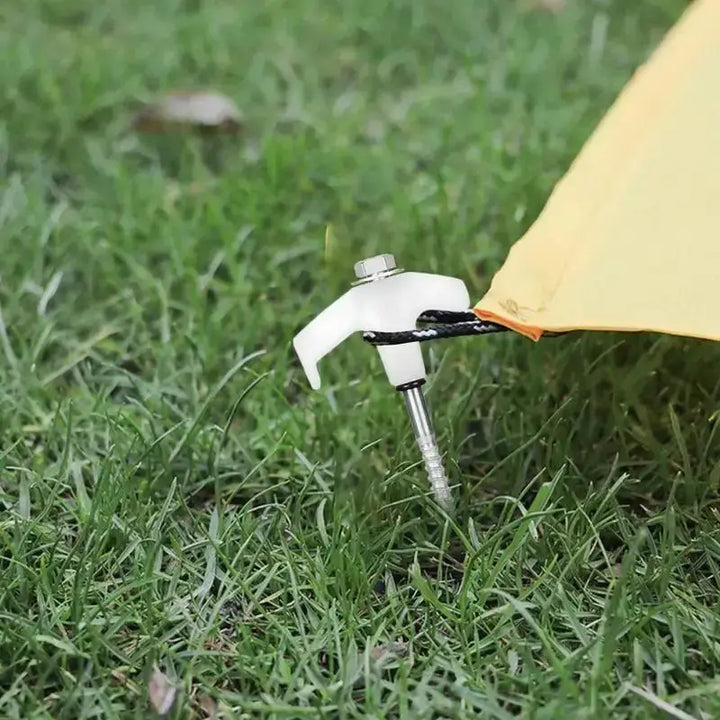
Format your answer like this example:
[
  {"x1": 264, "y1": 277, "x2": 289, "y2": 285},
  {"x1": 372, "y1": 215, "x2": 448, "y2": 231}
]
[
  {"x1": 134, "y1": 91, "x2": 243, "y2": 133},
  {"x1": 370, "y1": 640, "x2": 409, "y2": 663},
  {"x1": 148, "y1": 668, "x2": 177, "y2": 716}
]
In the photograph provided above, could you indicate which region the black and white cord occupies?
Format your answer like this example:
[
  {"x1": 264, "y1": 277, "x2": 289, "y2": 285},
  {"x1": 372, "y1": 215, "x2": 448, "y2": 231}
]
[{"x1": 362, "y1": 310, "x2": 509, "y2": 346}]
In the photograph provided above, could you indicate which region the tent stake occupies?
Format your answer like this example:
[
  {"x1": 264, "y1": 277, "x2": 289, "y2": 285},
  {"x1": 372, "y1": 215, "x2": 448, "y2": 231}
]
[{"x1": 293, "y1": 252, "x2": 470, "y2": 510}]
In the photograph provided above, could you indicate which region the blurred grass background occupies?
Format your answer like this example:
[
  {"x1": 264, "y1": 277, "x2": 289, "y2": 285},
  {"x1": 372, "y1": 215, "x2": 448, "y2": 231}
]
[{"x1": 4, "y1": 0, "x2": 720, "y2": 718}]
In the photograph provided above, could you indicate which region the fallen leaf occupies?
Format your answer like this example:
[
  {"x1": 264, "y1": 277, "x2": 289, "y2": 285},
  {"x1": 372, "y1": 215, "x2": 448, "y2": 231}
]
[
  {"x1": 148, "y1": 668, "x2": 177, "y2": 717},
  {"x1": 370, "y1": 640, "x2": 408, "y2": 663},
  {"x1": 133, "y1": 91, "x2": 243, "y2": 133}
]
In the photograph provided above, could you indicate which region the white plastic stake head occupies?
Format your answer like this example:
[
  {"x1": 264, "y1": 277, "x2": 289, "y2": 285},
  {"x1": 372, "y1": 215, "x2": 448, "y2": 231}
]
[
  {"x1": 292, "y1": 255, "x2": 470, "y2": 389},
  {"x1": 293, "y1": 253, "x2": 468, "y2": 509}
]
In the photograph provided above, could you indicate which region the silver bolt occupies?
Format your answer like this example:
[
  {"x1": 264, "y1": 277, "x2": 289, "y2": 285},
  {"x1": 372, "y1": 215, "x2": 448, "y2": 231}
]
[{"x1": 354, "y1": 254, "x2": 397, "y2": 281}]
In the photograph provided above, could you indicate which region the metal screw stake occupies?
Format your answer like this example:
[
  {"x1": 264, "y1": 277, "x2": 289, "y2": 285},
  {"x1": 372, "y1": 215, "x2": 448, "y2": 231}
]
[
  {"x1": 401, "y1": 383, "x2": 453, "y2": 508},
  {"x1": 354, "y1": 254, "x2": 453, "y2": 508}
]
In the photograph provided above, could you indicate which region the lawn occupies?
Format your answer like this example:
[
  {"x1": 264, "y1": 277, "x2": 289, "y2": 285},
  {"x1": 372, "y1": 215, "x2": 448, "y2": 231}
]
[{"x1": 3, "y1": 0, "x2": 720, "y2": 717}]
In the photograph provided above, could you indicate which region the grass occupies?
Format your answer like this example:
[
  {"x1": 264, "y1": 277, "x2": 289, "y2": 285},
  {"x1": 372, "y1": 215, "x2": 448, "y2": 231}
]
[{"x1": 2, "y1": 0, "x2": 720, "y2": 717}]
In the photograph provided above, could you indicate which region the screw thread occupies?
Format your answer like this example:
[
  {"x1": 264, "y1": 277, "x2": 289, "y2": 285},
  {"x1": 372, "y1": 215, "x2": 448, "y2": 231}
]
[{"x1": 416, "y1": 434, "x2": 452, "y2": 508}]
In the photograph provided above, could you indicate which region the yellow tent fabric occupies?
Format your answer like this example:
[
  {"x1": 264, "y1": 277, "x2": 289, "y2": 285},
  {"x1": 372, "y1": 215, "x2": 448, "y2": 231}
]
[{"x1": 474, "y1": 0, "x2": 720, "y2": 342}]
